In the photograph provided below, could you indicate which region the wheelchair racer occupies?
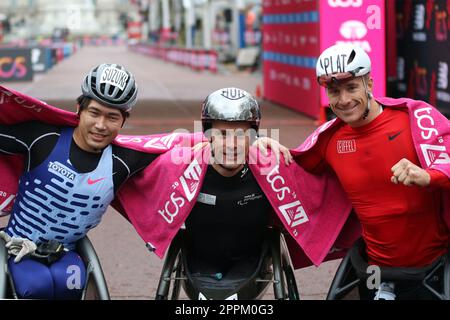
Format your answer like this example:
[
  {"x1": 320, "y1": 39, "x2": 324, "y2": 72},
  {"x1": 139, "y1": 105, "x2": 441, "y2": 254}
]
[
  {"x1": 293, "y1": 44, "x2": 450, "y2": 299},
  {"x1": 184, "y1": 88, "x2": 281, "y2": 281},
  {"x1": 0, "y1": 63, "x2": 160, "y2": 299}
]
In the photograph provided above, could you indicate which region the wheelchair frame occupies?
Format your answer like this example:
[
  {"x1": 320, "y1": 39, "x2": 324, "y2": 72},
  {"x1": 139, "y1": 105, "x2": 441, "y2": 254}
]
[
  {"x1": 0, "y1": 235, "x2": 110, "y2": 300},
  {"x1": 326, "y1": 243, "x2": 450, "y2": 300},
  {"x1": 155, "y1": 227, "x2": 300, "y2": 300}
]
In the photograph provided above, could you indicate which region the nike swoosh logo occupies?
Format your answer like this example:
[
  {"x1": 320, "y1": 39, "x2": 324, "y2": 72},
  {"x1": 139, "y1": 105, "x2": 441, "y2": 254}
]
[
  {"x1": 87, "y1": 177, "x2": 106, "y2": 185},
  {"x1": 388, "y1": 131, "x2": 402, "y2": 141}
]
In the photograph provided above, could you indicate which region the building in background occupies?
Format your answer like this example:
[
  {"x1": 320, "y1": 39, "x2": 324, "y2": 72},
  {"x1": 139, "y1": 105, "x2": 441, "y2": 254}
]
[
  {"x1": 0, "y1": 0, "x2": 262, "y2": 61},
  {"x1": 0, "y1": 0, "x2": 139, "y2": 42},
  {"x1": 138, "y1": 0, "x2": 262, "y2": 61}
]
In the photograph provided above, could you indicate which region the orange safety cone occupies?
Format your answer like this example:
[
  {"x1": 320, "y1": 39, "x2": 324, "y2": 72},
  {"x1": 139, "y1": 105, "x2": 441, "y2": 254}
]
[{"x1": 255, "y1": 84, "x2": 262, "y2": 99}]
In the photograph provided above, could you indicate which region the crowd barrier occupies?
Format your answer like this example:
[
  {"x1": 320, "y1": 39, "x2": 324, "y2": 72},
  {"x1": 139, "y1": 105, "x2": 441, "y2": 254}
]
[
  {"x1": 0, "y1": 40, "x2": 81, "y2": 82},
  {"x1": 129, "y1": 43, "x2": 218, "y2": 73}
]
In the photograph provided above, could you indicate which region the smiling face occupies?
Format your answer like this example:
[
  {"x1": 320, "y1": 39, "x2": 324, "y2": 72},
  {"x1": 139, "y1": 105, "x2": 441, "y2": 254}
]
[
  {"x1": 326, "y1": 76, "x2": 374, "y2": 127},
  {"x1": 209, "y1": 120, "x2": 253, "y2": 172},
  {"x1": 73, "y1": 99, "x2": 124, "y2": 153}
]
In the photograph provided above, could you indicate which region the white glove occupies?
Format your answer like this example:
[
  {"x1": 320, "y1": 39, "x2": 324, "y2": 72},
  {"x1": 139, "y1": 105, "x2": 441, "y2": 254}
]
[{"x1": 0, "y1": 231, "x2": 37, "y2": 263}]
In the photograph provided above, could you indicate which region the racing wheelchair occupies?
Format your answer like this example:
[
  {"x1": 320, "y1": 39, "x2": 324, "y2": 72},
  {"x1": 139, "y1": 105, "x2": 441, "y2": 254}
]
[
  {"x1": 0, "y1": 234, "x2": 110, "y2": 300},
  {"x1": 155, "y1": 227, "x2": 299, "y2": 300},
  {"x1": 326, "y1": 238, "x2": 450, "y2": 300}
]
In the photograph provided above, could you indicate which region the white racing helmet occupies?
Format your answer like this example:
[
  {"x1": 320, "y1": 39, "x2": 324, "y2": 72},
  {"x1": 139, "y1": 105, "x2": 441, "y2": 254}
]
[{"x1": 316, "y1": 44, "x2": 371, "y2": 87}]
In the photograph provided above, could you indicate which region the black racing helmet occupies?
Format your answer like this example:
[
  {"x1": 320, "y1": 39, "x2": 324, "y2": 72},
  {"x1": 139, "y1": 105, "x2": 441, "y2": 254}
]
[
  {"x1": 201, "y1": 87, "x2": 261, "y2": 132},
  {"x1": 81, "y1": 63, "x2": 138, "y2": 111}
]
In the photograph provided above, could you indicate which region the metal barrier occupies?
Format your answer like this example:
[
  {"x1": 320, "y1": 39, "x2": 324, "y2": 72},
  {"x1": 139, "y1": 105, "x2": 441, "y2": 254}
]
[{"x1": 130, "y1": 44, "x2": 218, "y2": 73}]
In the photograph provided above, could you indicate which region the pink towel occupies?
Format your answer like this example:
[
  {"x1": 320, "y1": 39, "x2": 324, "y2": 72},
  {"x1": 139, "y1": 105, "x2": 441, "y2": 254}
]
[{"x1": 115, "y1": 144, "x2": 352, "y2": 267}]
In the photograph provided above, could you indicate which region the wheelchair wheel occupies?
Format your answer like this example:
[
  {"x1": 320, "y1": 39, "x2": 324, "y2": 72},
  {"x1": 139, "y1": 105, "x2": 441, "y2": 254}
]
[
  {"x1": 0, "y1": 235, "x2": 109, "y2": 299},
  {"x1": 155, "y1": 232, "x2": 184, "y2": 300},
  {"x1": 0, "y1": 236, "x2": 17, "y2": 299},
  {"x1": 326, "y1": 252, "x2": 360, "y2": 300},
  {"x1": 283, "y1": 261, "x2": 299, "y2": 300},
  {"x1": 327, "y1": 245, "x2": 450, "y2": 300},
  {"x1": 76, "y1": 236, "x2": 111, "y2": 300},
  {"x1": 0, "y1": 236, "x2": 8, "y2": 298},
  {"x1": 270, "y1": 230, "x2": 300, "y2": 300},
  {"x1": 168, "y1": 250, "x2": 183, "y2": 300},
  {"x1": 156, "y1": 228, "x2": 300, "y2": 300}
]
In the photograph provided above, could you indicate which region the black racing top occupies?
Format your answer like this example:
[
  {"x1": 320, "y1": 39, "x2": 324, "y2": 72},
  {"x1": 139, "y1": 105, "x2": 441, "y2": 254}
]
[
  {"x1": 184, "y1": 164, "x2": 271, "y2": 274},
  {"x1": 0, "y1": 121, "x2": 158, "y2": 194}
]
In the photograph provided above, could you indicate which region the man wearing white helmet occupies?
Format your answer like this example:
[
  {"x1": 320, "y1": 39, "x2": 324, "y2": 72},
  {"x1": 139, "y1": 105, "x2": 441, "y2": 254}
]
[
  {"x1": 0, "y1": 63, "x2": 160, "y2": 299},
  {"x1": 316, "y1": 43, "x2": 375, "y2": 125},
  {"x1": 294, "y1": 43, "x2": 450, "y2": 299}
]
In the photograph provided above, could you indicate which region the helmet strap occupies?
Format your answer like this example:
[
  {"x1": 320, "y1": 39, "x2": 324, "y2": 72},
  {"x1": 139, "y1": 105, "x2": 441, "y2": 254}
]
[{"x1": 361, "y1": 76, "x2": 371, "y2": 120}]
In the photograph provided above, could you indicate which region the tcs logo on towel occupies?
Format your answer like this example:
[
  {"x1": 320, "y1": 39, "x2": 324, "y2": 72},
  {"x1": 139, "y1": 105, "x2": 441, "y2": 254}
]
[
  {"x1": 414, "y1": 107, "x2": 450, "y2": 166},
  {"x1": 266, "y1": 165, "x2": 309, "y2": 237},
  {"x1": 159, "y1": 159, "x2": 202, "y2": 224}
]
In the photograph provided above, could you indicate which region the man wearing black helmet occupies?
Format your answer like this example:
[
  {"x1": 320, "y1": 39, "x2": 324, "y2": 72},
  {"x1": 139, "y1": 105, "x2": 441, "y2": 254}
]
[{"x1": 0, "y1": 63, "x2": 159, "y2": 299}]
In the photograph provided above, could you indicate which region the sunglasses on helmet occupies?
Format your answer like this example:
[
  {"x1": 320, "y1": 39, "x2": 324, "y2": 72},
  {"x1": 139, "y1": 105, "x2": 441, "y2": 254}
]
[
  {"x1": 317, "y1": 65, "x2": 368, "y2": 87},
  {"x1": 317, "y1": 72, "x2": 355, "y2": 87}
]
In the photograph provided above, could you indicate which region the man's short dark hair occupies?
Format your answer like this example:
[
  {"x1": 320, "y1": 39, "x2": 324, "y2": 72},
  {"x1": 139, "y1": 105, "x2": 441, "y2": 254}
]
[{"x1": 76, "y1": 95, "x2": 130, "y2": 123}]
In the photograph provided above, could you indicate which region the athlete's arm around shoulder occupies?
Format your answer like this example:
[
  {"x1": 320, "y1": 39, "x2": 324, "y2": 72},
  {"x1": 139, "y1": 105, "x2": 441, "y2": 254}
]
[
  {"x1": 111, "y1": 144, "x2": 160, "y2": 188},
  {"x1": 294, "y1": 125, "x2": 337, "y2": 174}
]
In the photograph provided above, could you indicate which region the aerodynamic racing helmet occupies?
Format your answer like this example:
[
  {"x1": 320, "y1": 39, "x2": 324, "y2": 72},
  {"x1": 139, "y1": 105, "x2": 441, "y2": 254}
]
[
  {"x1": 201, "y1": 87, "x2": 261, "y2": 132},
  {"x1": 316, "y1": 44, "x2": 371, "y2": 87},
  {"x1": 81, "y1": 63, "x2": 138, "y2": 111}
]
